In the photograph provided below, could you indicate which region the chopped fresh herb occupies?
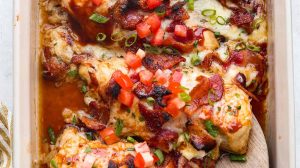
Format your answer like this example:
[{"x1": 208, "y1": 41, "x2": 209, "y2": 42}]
[
  {"x1": 111, "y1": 32, "x2": 124, "y2": 41},
  {"x1": 162, "y1": 46, "x2": 181, "y2": 56},
  {"x1": 229, "y1": 154, "x2": 247, "y2": 162},
  {"x1": 127, "y1": 147, "x2": 135, "y2": 151},
  {"x1": 182, "y1": 132, "x2": 190, "y2": 142},
  {"x1": 235, "y1": 42, "x2": 246, "y2": 51},
  {"x1": 154, "y1": 149, "x2": 165, "y2": 165},
  {"x1": 50, "y1": 159, "x2": 58, "y2": 168},
  {"x1": 48, "y1": 127, "x2": 56, "y2": 145},
  {"x1": 179, "y1": 92, "x2": 191, "y2": 102},
  {"x1": 115, "y1": 119, "x2": 123, "y2": 136},
  {"x1": 201, "y1": 9, "x2": 216, "y2": 17},
  {"x1": 204, "y1": 120, "x2": 219, "y2": 137},
  {"x1": 214, "y1": 32, "x2": 221, "y2": 36},
  {"x1": 235, "y1": 93, "x2": 240, "y2": 98},
  {"x1": 155, "y1": 6, "x2": 166, "y2": 16},
  {"x1": 126, "y1": 108, "x2": 131, "y2": 113},
  {"x1": 146, "y1": 97, "x2": 155, "y2": 105},
  {"x1": 89, "y1": 13, "x2": 109, "y2": 23},
  {"x1": 247, "y1": 44, "x2": 261, "y2": 52},
  {"x1": 127, "y1": 136, "x2": 136, "y2": 143},
  {"x1": 143, "y1": 43, "x2": 161, "y2": 54},
  {"x1": 237, "y1": 105, "x2": 242, "y2": 110},
  {"x1": 96, "y1": 33, "x2": 107, "y2": 42},
  {"x1": 85, "y1": 132, "x2": 95, "y2": 140},
  {"x1": 71, "y1": 115, "x2": 77, "y2": 125},
  {"x1": 227, "y1": 105, "x2": 232, "y2": 110},
  {"x1": 217, "y1": 106, "x2": 221, "y2": 111},
  {"x1": 125, "y1": 34, "x2": 137, "y2": 47},
  {"x1": 191, "y1": 54, "x2": 201, "y2": 66},
  {"x1": 187, "y1": 0, "x2": 194, "y2": 11},
  {"x1": 216, "y1": 16, "x2": 227, "y2": 25},
  {"x1": 81, "y1": 85, "x2": 88, "y2": 93},
  {"x1": 67, "y1": 70, "x2": 78, "y2": 78},
  {"x1": 193, "y1": 40, "x2": 199, "y2": 48},
  {"x1": 84, "y1": 146, "x2": 92, "y2": 153}
]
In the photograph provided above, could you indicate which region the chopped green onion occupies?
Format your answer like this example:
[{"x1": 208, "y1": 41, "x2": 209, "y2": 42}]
[
  {"x1": 155, "y1": 6, "x2": 166, "y2": 16},
  {"x1": 146, "y1": 97, "x2": 155, "y2": 105},
  {"x1": 187, "y1": 0, "x2": 194, "y2": 11},
  {"x1": 89, "y1": 13, "x2": 109, "y2": 23},
  {"x1": 202, "y1": 9, "x2": 216, "y2": 17},
  {"x1": 81, "y1": 85, "x2": 88, "y2": 93},
  {"x1": 111, "y1": 32, "x2": 124, "y2": 42},
  {"x1": 72, "y1": 115, "x2": 77, "y2": 125},
  {"x1": 139, "y1": 116, "x2": 145, "y2": 122},
  {"x1": 127, "y1": 136, "x2": 136, "y2": 143},
  {"x1": 214, "y1": 32, "x2": 221, "y2": 36},
  {"x1": 229, "y1": 154, "x2": 247, "y2": 162},
  {"x1": 50, "y1": 159, "x2": 58, "y2": 168},
  {"x1": 252, "y1": 18, "x2": 264, "y2": 29},
  {"x1": 180, "y1": 85, "x2": 189, "y2": 90},
  {"x1": 235, "y1": 42, "x2": 246, "y2": 51},
  {"x1": 67, "y1": 70, "x2": 78, "y2": 77},
  {"x1": 182, "y1": 132, "x2": 190, "y2": 142},
  {"x1": 143, "y1": 43, "x2": 161, "y2": 54},
  {"x1": 191, "y1": 54, "x2": 201, "y2": 66},
  {"x1": 247, "y1": 44, "x2": 261, "y2": 52},
  {"x1": 115, "y1": 119, "x2": 123, "y2": 136},
  {"x1": 48, "y1": 127, "x2": 56, "y2": 145},
  {"x1": 125, "y1": 34, "x2": 137, "y2": 47},
  {"x1": 162, "y1": 47, "x2": 181, "y2": 56},
  {"x1": 85, "y1": 132, "x2": 95, "y2": 140},
  {"x1": 96, "y1": 33, "x2": 106, "y2": 42},
  {"x1": 127, "y1": 147, "x2": 135, "y2": 151},
  {"x1": 84, "y1": 146, "x2": 92, "y2": 153},
  {"x1": 204, "y1": 120, "x2": 219, "y2": 137},
  {"x1": 154, "y1": 149, "x2": 164, "y2": 165},
  {"x1": 216, "y1": 16, "x2": 227, "y2": 25},
  {"x1": 237, "y1": 105, "x2": 242, "y2": 110},
  {"x1": 179, "y1": 92, "x2": 191, "y2": 102},
  {"x1": 193, "y1": 40, "x2": 199, "y2": 48}
]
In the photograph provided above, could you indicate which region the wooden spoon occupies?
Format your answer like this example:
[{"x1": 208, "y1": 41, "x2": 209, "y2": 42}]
[{"x1": 217, "y1": 116, "x2": 269, "y2": 168}]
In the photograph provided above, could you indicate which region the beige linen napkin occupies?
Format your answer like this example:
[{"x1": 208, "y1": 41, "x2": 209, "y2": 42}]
[{"x1": 0, "y1": 103, "x2": 12, "y2": 168}]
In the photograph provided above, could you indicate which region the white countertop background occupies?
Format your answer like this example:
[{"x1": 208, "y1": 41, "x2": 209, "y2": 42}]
[{"x1": 0, "y1": 0, "x2": 299, "y2": 167}]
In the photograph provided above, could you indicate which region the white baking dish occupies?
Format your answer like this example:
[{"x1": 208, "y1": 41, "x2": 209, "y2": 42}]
[{"x1": 12, "y1": 0, "x2": 295, "y2": 167}]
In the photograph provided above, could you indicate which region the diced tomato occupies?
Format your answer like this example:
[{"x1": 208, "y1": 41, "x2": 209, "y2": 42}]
[
  {"x1": 134, "y1": 142, "x2": 150, "y2": 153},
  {"x1": 174, "y1": 25, "x2": 187, "y2": 38},
  {"x1": 154, "y1": 69, "x2": 169, "y2": 85},
  {"x1": 134, "y1": 153, "x2": 145, "y2": 168},
  {"x1": 170, "y1": 71, "x2": 183, "y2": 83},
  {"x1": 168, "y1": 82, "x2": 183, "y2": 94},
  {"x1": 145, "y1": 14, "x2": 161, "y2": 33},
  {"x1": 151, "y1": 28, "x2": 164, "y2": 46},
  {"x1": 137, "y1": 22, "x2": 151, "y2": 38},
  {"x1": 112, "y1": 70, "x2": 134, "y2": 90},
  {"x1": 136, "y1": 49, "x2": 146, "y2": 59},
  {"x1": 139, "y1": 70, "x2": 154, "y2": 85},
  {"x1": 118, "y1": 89, "x2": 135, "y2": 107},
  {"x1": 92, "y1": 0, "x2": 102, "y2": 6},
  {"x1": 98, "y1": 127, "x2": 120, "y2": 145},
  {"x1": 165, "y1": 97, "x2": 185, "y2": 117},
  {"x1": 147, "y1": 0, "x2": 162, "y2": 9},
  {"x1": 125, "y1": 52, "x2": 142, "y2": 69}
]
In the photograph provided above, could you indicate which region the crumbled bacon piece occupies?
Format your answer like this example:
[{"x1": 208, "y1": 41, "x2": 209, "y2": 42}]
[
  {"x1": 138, "y1": 103, "x2": 168, "y2": 132},
  {"x1": 142, "y1": 54, "x2": 186, "y2": 72},
  {"x1": 167, "y1": 2, "x2": 190, "y2": 21},
  {"x1": 80, "y1": 116, "x2": 106, "y2": 131},
  {"x1": 43, "y1": 48, "x2": 68, "y2": 81},
  {"x1": 133, "y1": 82, "x2": 153, "y2": 98},
  {"x1": 230, "y1": 8, "x2": 254, "y2": 32},
  {"x1": 163, "y1": 36, "x2": 194, "y2": 53},
  {"x1": 148, "y1": 129, "x2": 178, "y2": 152}
]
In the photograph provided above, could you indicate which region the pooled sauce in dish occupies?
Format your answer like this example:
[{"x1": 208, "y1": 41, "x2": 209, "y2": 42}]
[{"x1": 39, "y1": 0, "x2": 268, "y2": 167}]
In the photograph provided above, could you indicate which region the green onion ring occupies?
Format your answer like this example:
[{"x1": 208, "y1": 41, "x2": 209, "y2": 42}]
[
  {"x1": 235, "y1": 42, "x2": 246, "y2": 51},
  {"x1": 89, "y1": 13, "x2": 109, "y2": 23},
  {"x1": 247, "y1": 44, "x2": 261, "y2": 52},
  {"x1": 96, "y1": 33, "x2": 107, "y2": 42},
  {"x1": 111, "y1": 32, "x2": 124, "y2": 42},
  {"x1": 216, "y1": 16, "x2": 227, "y2": 25},
  {"x1": 252, "y1": 18, "x2": 264, "y2": 29},
  {"x1": 201, "y1": 9, "x2": 216, "y2": 17},
  {"x1": 125, "y1": 33, "x2": 137, "y2": 47}
]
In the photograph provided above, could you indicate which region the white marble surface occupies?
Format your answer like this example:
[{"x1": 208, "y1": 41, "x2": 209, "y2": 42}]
[{"x1": 0, "y1": 0, "x2": 300, "y2": 167}]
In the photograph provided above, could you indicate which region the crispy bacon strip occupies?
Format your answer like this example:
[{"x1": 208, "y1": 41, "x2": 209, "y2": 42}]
[
  {"x1": 142, "y1": 54, "x2": 186, "y2": 72},
  {"x1": 230, "y1": 8, "x2": 254, "y2": 33}
]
